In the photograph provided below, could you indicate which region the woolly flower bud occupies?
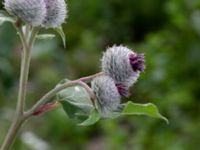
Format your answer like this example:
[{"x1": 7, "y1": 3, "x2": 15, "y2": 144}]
[
  {"x1": 42, "y1": 0, "x2": 67, "y2": 28},
  {"x1": 91, "y1": 75, "x2": 121, "y2": 115},
  {"x1": 4, "y1": 0, "x2": 46, "y2": 26},
  {"x1": 102, "y1": 45, "x2": 145, "y2": 87}
]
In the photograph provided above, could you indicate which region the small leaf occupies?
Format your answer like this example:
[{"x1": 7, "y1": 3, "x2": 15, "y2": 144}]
[
  {"x1": 79, "y1": 109, "x2": 101, "y2": 126},
  {"x1": 0, "y1": 10, "x2": 16, "y2": 25},
  {"x1": 57, "y1": 80, "x2": 93, "y2": 111},
  {"x1": 60, "y1": 100, "x2": 89, "y2": 123},
  {"x1": 57, "y1": 79, "x2": 94, "y2": 123},
  {"x1": 122, "y1": 101, "x2": 169, "y2": 124},
  {"x1": 36, "y1": 34, "x2": 55, "y2": 40},
  {"x1": 54, "y1": 26, "x2": 66, "y2": 48}
]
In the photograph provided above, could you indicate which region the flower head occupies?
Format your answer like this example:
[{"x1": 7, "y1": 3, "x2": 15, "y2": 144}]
[
  {"x1": 4, "y1": 0, "x2": 46, "y2": 26},
  {"x1": 101, "y1": 45, "x2": 145, "y2": 87},
  {"x1": 42, "y1": 0, "x2": 67, "y2": 28},
  {"x1": 91, "y1": 75, "x2": 121, "y2": 116}
]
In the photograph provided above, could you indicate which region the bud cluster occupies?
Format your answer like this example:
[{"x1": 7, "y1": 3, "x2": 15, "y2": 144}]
[
  {"x1": 92, "y1": 45, "x2": 145, "y2": 115},
  {"x1": 4, "y1": 0, "x2": 67, "y2": 28}
]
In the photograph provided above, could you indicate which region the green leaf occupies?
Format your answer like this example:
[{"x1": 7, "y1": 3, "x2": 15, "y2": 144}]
[
  {"x1": 36, "y1": 34, "x2": 55, "y2": 40},
  {"x1": 79, "y1": 109, "x2": 101, "y2": 126},
  {"x1": 122, "y1": 101, "x2": 169, "y2": 124},
  {"x1": 57, "y1": 79, "x2": 94, "y2": 123},
  {"x1": 0, "y1": 10, "x2": 16, "y2": 26},
  {"x1": 60, "y1": 100, "x2": 89, "y2": 123},
  {"x1": 54, "y1": 26, "x2": 66, "y2": 48}
]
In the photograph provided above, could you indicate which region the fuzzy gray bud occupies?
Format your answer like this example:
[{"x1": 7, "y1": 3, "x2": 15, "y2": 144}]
[
  {"x1": 42, "y1": 0, "x2": 67, "y2": 28},
  {"x1": 4, "y1": 0, "x2": 46, "y2": 26},
  {"x1": 101, "y1": 45, "x2": 145, "y2": 87},
  {"x1": 91, "y1": 75, "x2": 121, "y2": 116}
]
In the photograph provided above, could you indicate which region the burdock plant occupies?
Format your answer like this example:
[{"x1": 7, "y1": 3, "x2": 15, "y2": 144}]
[{"x1": 0, "y1": 0, "x2": 168, "y2": 150}]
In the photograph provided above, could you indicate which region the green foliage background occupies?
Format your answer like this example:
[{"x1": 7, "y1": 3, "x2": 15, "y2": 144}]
[{"x1": 0, "y1": 0, "x2": 200, "y2": 149}]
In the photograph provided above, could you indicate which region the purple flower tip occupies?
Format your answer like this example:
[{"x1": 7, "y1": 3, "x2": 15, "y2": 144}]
[
  {"x1": 116, "y1": 83, "x2": 130, "y2": 97},
  {"x1": 129, "y1": 53, "x2": 145, "y2": 72}
]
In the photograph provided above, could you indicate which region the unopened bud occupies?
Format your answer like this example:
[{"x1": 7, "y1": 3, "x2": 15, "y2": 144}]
[
  {"x1": 91, "y1": 75, "x2": 121, "y2": 115},
  {"x1": 42, "y1": 0, "x2": 67, "y2": 28},
  {"x1": 102, "y1": 45, "x2": 145, "y2": 87},
  {"x1": 4, "y1": 0, "x2": 46, "y2": 26}
]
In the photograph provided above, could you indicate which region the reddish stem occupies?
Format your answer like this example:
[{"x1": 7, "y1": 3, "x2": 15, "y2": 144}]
[
  {"x1": 32, "y1": 102, "x2": 59, "y2": 116},
  {"x1": 79, "y1": 72, "x2": 104, "y2": 83},
  {"x1": 15, "y1": 18, "x2": 22, "y2": 28}
]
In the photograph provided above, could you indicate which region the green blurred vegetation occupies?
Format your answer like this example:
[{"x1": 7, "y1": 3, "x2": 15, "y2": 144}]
[{"x1": 0, "y1": 0, "x2": 200, "y2": 149}]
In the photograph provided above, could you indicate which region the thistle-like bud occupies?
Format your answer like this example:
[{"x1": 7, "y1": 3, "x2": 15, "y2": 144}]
[
  {"x1": 4, "y1": 0, "x2": 46, "y2": 26},
  {"x1": 101, "y1": 45, "x2": 145, "y2": 87},
  {"x1": 91, "y1": 75, "x2": 121, "y2": 115},
  {"x1": 42, "y1": 0, "x2": 67, "y2": 28}
]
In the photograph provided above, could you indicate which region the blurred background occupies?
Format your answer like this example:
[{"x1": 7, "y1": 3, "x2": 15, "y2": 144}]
[{"x1": 0, "y1": 0, "x2": 200, "y2": 149}]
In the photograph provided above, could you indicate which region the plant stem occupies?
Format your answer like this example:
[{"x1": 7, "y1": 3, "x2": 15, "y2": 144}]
[
  {"x1": 0, "y1": 27, "x2": 38, "y2": 150},
  {"x1": 18, "y1": 28, "x2": 39, "y2": 113},
  {"x1": 80, "y1": 72, "x2": 104, "y2": 83},
  {"x1": 16, "y1": 49, "x2": 29, "y2": 115},
  {"x1": 0, "y1": 116, "x2": 26, "y2": 150},
  {"x1": 32, "y1": 102, "x2": 60, "y2": 116}
]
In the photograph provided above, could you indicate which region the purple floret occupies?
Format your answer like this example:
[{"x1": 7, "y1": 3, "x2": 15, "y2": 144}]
[
  {"x1": 116, "y1": 83, "x2": 129, "y2": 97},
  {"x1": 129, "y1": 53, "x2": 145, "y2": 72}
]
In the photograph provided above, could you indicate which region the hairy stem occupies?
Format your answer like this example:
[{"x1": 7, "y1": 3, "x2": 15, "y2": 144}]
[
  {"x1": 16, "y1": 49, "x2": 29, "y2": 115},
  {"x1": 32, "y1": 102, "x2": 60, "y2": 116},
  {"x1": 0, "y1": 27, "x2": 38, "y2": 150},
  {"x1": 0, "y1": 116, "x2": 26, "y2": 150},
  {"x1": 80, "y1": 72, "x2": 104, "y2": 83},
  {"x1": 16, "y1": 27, "x2": 39, "y2": 115}
]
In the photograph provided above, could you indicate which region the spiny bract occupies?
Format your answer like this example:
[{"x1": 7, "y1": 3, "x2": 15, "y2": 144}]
[
  {"x1": 4, "y1": 0, "x2": 46, "y2": 26},
  {"x1": 91, "y1": 75, "x2": 121, "y2": 116},
  {"x1": 42, "y1": 0, "x2": 67, "y2": 28},
  {"x1": 101, "y1": 45, "x2": 144, "y2": 87}
]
